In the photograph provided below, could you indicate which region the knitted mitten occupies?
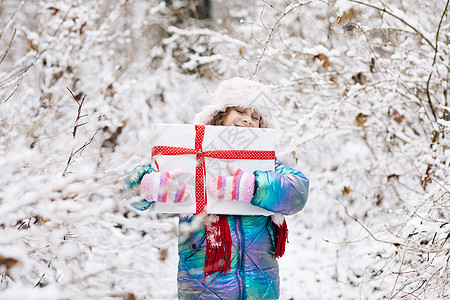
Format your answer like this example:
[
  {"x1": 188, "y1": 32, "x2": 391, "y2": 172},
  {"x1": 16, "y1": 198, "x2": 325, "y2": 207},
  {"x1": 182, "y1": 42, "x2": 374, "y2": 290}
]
[
  {"x1": 207, "y1": 163, "x2": 255, "y2": 202},
  {"x1": 140, "y1": 169, "x2": 188, "y2": 203}
]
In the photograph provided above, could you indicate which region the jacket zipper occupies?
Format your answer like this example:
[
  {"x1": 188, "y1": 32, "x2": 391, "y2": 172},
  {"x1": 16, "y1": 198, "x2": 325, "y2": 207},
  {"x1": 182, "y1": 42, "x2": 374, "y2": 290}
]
[{"x1": 235, "y1": 216, "x2": 244, "y2": 299}]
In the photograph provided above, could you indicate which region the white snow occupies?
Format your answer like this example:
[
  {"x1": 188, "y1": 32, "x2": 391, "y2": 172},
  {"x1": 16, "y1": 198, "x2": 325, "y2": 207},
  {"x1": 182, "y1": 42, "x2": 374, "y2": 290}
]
[{"x1": 0, "y1": 0, "x2": 448, "y2": 299}]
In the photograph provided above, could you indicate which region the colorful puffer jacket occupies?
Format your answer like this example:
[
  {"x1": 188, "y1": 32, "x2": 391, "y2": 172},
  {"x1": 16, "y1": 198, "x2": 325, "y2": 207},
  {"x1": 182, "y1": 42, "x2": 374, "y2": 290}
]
[{"x1": 124, "y1": 159, "x2": 309, "y2": 300}]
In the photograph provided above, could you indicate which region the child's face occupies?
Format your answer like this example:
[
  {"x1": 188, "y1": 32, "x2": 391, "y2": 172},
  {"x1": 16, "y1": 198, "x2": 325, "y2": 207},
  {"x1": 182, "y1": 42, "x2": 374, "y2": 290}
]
[{"x1": 222, "y1": 107, "x2": 261, "y2": 128}]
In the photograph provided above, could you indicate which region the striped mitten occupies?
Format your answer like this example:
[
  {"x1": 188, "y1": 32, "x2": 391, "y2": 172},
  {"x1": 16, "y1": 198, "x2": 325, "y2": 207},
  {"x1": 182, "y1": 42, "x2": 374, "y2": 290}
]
[
  {"x1": 207, "y1": 163, "x2": 255, "y2": 203},
  {"x1": 140, "y1": 169, "x2": 189, "y2": 204}
]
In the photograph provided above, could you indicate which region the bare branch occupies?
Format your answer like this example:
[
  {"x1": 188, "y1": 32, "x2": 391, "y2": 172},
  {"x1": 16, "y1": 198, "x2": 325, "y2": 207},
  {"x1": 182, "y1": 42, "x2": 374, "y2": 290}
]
[
  {"x1": 391, "y1": 149, "x2": 450, "y2": 194},
  {"x1": 253, "y1": 1, "x2": 312, "y2": 76},
  {"x1": 67, "y1": 87, "x2": 87, "y2": 137},
  {"x1": 67, "y1": 87, "x2": 80, "y2": 105},
  {"x1": 62, "y1": 131, "x2": 98, "y2": 176},
  {"x1": 426, "y1": 73, "x2": 439, "y2": 122},
  {"x1": 425, "y1": 0, "x2": 449, "y2": 123},
  {"x1": 0, "y1": 0, "x2": 23, "y2": 40},
  {"x1": 63, "y1": 88, "x2": 96, "y2": 176},
  {"x1": 2, "y1": 82, "x2": 19, "y2": 103},
  {"x1": 389, "y1": 248, "x2": 407, "y2": 299},
  {"x1": 432, "y1": 0, "x2": 449, "y2": 66},
  {"x1": 0, "y1": 29, "x2": 16, "y2": 65},
  {"x1": 0, "y1": 52, "x2": 40, "y2": 89},
  {"x1": 336, "y1": 198, "x2": 450, "y2": 254},
  {"x1": 348, "y1": 0, "x2": 436, "y2": 51},
  {"x1": 33, "y1": 273, "x2": 45, "y2": 288}
]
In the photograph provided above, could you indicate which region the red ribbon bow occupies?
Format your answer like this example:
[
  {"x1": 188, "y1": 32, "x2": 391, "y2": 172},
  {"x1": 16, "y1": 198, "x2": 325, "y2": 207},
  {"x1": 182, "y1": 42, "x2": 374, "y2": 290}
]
[{"x1": 152, "y1": 125, "x2": 275, "y2": 214}]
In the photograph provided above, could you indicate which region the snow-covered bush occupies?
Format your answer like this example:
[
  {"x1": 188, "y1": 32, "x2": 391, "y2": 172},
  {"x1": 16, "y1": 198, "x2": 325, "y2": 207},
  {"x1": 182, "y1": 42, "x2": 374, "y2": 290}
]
[{"x1": 0, "y1": 0, "x2": 448, "y2": 299}]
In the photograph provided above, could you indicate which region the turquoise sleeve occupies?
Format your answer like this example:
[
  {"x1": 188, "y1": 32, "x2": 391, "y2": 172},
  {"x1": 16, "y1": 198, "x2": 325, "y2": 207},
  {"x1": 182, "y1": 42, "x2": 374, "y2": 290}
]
[
  {"x1": 251, "y1": 159, "x2": 309, "y2": 215},
  {"x1": 123, "y1": 164, "x2": 157, "y2": 211}
]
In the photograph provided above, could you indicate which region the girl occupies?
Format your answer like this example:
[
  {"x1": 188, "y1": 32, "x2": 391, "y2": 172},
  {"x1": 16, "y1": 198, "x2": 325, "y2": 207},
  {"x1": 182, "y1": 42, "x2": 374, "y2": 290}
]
[{"x1": 124, "y1": 77, "x2": 309, "y2": 299}]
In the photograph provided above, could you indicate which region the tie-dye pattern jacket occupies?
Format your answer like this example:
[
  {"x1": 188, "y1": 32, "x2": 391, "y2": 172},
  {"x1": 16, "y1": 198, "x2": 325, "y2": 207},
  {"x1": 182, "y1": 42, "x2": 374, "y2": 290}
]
[{"x1": 124, "y1": 159, "x2": 309, "y2": 299}]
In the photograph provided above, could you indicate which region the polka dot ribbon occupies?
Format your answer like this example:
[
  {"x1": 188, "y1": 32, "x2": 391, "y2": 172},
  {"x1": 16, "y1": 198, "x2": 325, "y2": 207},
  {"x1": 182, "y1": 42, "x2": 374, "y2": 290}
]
[{"x1": 152, "y1": 125, "x2": 275, "y2": 214}]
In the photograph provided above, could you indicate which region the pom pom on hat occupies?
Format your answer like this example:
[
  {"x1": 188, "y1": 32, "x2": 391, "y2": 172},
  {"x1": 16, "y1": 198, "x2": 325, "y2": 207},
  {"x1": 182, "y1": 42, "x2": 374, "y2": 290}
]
[{"x1": 194, "y1": 77, "x2": 277, "y2": 128}]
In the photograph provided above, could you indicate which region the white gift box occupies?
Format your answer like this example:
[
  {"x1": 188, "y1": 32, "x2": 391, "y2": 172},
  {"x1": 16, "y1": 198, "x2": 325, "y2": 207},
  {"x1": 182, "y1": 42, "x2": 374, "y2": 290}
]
[{"x1": 149, "y1": 123, "x2": 275, "y2": 215}]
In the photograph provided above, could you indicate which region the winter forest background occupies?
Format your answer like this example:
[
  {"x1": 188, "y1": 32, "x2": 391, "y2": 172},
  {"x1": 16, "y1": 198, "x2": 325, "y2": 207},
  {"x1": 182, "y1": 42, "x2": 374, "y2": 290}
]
[{"x1": 0, "y1": 0, "x2": 448, "y2": 299}]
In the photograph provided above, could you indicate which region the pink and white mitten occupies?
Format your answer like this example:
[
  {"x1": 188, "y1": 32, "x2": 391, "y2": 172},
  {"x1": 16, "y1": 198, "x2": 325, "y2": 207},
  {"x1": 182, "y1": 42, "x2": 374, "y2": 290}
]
[
  {"x1": 207, "y1": 163, "x2": 255, "y2": 203},
  {"x1": 140, "y1": 169, "x2": 188, "y2": 203}
]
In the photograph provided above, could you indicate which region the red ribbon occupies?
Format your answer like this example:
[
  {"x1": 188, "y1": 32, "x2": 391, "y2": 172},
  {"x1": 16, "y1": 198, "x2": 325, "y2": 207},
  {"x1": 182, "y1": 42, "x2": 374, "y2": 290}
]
[{"x1": 151, "y1": 125, "x2": 275, "y2": 214}]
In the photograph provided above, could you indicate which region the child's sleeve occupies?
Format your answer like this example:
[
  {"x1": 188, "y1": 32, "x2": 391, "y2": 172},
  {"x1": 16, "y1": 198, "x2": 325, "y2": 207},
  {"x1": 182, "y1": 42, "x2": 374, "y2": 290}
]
[
  {"x1": 123, "y1": 164, "x2": 157, "y2": 211},
  {"x1": 251, "y1": 159, "x2": 309, "y2": 215}
]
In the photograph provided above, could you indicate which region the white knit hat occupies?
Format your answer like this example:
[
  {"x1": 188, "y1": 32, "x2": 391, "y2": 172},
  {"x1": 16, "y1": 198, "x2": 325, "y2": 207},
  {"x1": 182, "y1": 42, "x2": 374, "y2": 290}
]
[{"x1": 194, "y1": 77, "x2": 277, "y2": 128}]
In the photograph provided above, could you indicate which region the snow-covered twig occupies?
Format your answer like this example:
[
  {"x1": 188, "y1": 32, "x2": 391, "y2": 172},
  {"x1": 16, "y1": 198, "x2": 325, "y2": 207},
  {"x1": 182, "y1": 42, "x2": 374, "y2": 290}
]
[
  {"x1": 0, "y1": 29, "x2": 16, "y2": 66},
  {"x1": 391, "y1": 149, "x2": 450, "y2": 194},
  {"x1": 336, "y1": 198, "x2": 450, "y2": 254},
  {"x1": 348, "y1": 0, "x2": 435, "y2": 51},
  {"x1": 252, "y1": 1, "x2": 312, "y2": 76}
]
